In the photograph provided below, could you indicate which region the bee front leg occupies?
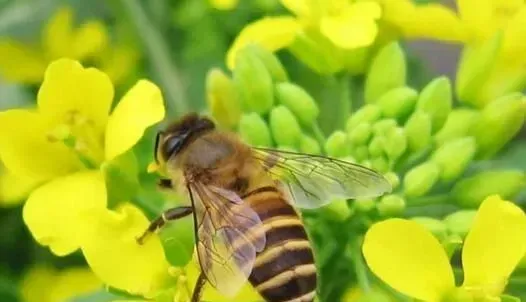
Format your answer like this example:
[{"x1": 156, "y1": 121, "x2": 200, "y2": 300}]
[
  {"x1": 191, "y1": 272, "x2": 207, "y2": 302},
  {"x1": 136, "y1": 206, "x2": 193, "y2": 244}
]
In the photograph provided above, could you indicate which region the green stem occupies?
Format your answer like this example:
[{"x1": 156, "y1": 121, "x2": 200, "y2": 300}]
[
  {"x1": 349, "y1": 237, "x2": 370, "y2": 292},
  {"x1": 120, "y1": 0, "x2": 189, "y2": 116},
  {"x1": 312, "y1": 123, "x2": 326, "y2": 153}
]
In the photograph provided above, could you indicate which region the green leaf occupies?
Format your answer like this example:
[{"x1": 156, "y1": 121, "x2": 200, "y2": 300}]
[{"x1": 159, "y1": 216, "x2": 194, "y2": 267}]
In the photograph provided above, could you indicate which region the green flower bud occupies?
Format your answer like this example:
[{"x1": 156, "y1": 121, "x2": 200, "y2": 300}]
[
  {"x1": 347, "y1": 123, "x2": 372, "y2": 145},
  {"x1": 403, "y1": 162, "x2": 441, "y2": 198},
  {"x1": 238, "y1": 113, "x2": 272, "y2": 146},
  {"x1": 234, "y1": 47, "x2": 274, "y2": 114},
  {"x1": 416, "y1": 77, "x2": 452, "y2": 132},
  {"x1": 245, "y1": 43, "x2": 288, "y2": 82},
  {"x1": 365, "y1": 42, "x2": 407, "y2": 103},
  {"x1": 368, "y1": 136, "x2": 385, "y2": 158},
  {"x1": 372, "y1": 119, "x2": 397, "y2": 137},
  {"x1": 383, "y1": 172, "x2": 400, "y2": 190},
  {"x1": 404, "y1": 111, "x2": 432, "y2": 153},
  {"x1": 471, "y1": 93, "x2": 526, "y2": 158},
  {"x1": 299, "y1": 134, "x2": 321, "y2": 154},
  {"x1": 443, "y1": 210, "x2": 477, "y2": 238},
  {"x1": 277, "y1": 145, "x2": 298, "y2": 152},
  {"x1": 345, "y1": 104, "x2": 382, "y2": 132},
  {"x1": 410, "y1": 217, "x2": 448, "y2": 241},
  {"x1": 354, "y1": 199, "x2": 376, "y2": 212},
  {"x1": 102, "y1": 151, "x2": 139, "y2": 206},
  {"x1": 371, "y1": 156, "x2": 389, "y2": 173},
  {"x1": 434, "y1": 109, "x2": 479, "y2": 146},
  {"x1": 456, "y1": 32, "x2": 502, "y2": 108},
  {"x1": 353, "y1": 146, "x2": 369, "y2": 162},
  {"x1": 288, "y1": 31, "x2": 343, "y2": 74},
  {"x1": 325, "y1": 130, "x2": 351, "y2": 158},
  {"x1": 452, "y1": 170, "x2": 525, "y2": 208},
  {"x1": 377, "y1": 194, "x2": 405, "y2": 217},
  {"x1": 269, "y1": 106, "x2": 302, "y2": 148},
  {"x1": 275, "y1": 83, "x2": 319, "y2": 127},
  {"x1": 431, "y1": 137, "x2": 476, "y2": 182},
  {"x1": 442, "y1": 234, "x2": 463, "y2": 259},
  {"x1": 323, "y1": 199, "x2": 352, "y2": 221},
  {"x1": 206, "y1": 68, "x2": 241, "y2": 129},
  {"x1": 384, "y1": 127, "x2": 407, "y2": 162},
  {"x1": 377, "y1": 87, "x2": 418, "y2": 120},
  {"x1": 360, "y1": 159, "x2": 372, "y2": 169}
]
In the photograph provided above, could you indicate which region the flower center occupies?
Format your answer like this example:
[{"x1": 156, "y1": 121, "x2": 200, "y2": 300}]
[{"x1": 47, "y1": 111, "x2": 105, "y2": 167}]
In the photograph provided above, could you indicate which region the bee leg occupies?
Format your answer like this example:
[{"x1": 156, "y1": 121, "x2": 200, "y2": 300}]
[
  {"x1": 191, "y1": 271, "x2": 207, "y2": 302},
  {"x1": 136, "y1": 206, "x2": 193, "y2": 244}
]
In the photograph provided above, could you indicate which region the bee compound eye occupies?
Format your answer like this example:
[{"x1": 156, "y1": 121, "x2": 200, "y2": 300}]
[{"x1": 162, "y1": 135, "x2": 184, "y2": 160}]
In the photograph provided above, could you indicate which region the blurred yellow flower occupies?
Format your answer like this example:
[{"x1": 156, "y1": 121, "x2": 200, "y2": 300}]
[
  {"x1": 209, "y1": 0, "x2": 239, "y2": 10},
  {"x1": 0, "y1": 162, "x2": 40, "y2": 206},
  {"x1": 0, "y1": 59, "x2": 167, "y2": 296},
  {"x1": 0, "y1": 7, "x2": 138, "y2": 85},
  {"x1": 363, "y1": 195, "x2": 526, "y2": 301},
  {"x1": 20, "y1": 265, "x2": 102, "y2": 302},
  {"x1": 226, "y1": 0, "x2": 381, "y2": 69}
]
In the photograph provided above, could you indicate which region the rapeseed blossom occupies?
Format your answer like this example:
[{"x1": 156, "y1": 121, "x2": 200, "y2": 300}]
[
  {"x1": 363, "y1": 195, "x2": 526, "y2": 301},
  {"x1": 0, "y1": 7, "x2": 138, "y2": 85}
]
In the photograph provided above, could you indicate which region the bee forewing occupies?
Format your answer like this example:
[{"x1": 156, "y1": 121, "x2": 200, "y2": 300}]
[{"x1": 252, "y1": 148, "x2": 392, "y2": 209}]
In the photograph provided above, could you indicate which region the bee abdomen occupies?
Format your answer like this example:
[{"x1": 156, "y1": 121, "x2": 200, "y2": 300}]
[{"x1": 246, "y1": 191, "x2": 317, "y2": 302}]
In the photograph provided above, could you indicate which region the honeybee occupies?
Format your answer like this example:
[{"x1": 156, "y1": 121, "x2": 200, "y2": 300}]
[{"x1": 138, "y1": 113, "x2": 391, "y2": 302}]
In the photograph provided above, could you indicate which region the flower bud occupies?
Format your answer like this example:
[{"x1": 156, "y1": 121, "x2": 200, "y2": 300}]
[
  {"x1": 442, "y1": 234, "x2": 463, "y2": 259},
  {"x1": 372, "y1": 119, "x2": 397, "y2": 137},
  {"x1": 345, "y1": 104, "x2": 382, "y2": 132},
  {"x1": 323, "y1": 199, "x2": 353, "y2": 221},
  {"x1": 377, "y1": 87, "x2": 418, "y2": 120},
  {"x1": 101, "y1": 151, "x2": 139, "y2": 204},
  {"x1": 275, "y1": 83, "x2": 319, "y2": 127},
  {"x1": 377, "y1": 194, "x2": 405, "y2": 217},
  {"x1": 277, "y1": 145, "x2": 298, "y2": 152},
  {"x1": 368, "y1": 136, "x2": 385, "y2": 158},
  {"x1": 325, "y1": 130, "x2": 351, "y2": 158},
  {"x1": 269, "y1": 106, "x2": 302, "y2": 148},
  {"x1": 416, "y1": 77, "x2": 452, "y2": 132},
  {"x1": 471, "y1": 93, "x2": 525, "y2": 158},
  {"x1": 245, "y1": 43, "x2": 288, "y2": 82},
  {"x1": 410, "y1": 217, "x2": 448, "y2": 241},
  {"x1": 347, "y1": 123, "x2": 372, "y2": 146},
  {"x1": 299, "y1": 134, "x2": 321, "y2": 154},
  {"x1": 403, "y1": 162, "x2": 441, "y2": 198},
  {"x1": 354, "y1": 199, "x2": 376, "y2": 212},
  {"x1": 404, "y1": 111, "x2": 432, "y2": 153},
  {"x1": 288, "y1": 31, "x2": 343, "y2": 74},
  {"x1": 456, "y1": 32, "x2": 502, "y2": 108},
  {"x1": 443, "y1": 210, "x2": 477, "y2": 238},
  {"x1": 434, "y1": 109, "x2": 479, "y2": 146},
  {"x1": 206, "y1": 68, "x2": 241, "y2": 128},
  {"x1": 383, "y1": 172, "x2": 400, "y2": 190},
  {"x1": 353, "y1": 146, "x2": 369, "y2": 162},
  {"x1": 452, "y1": 170, "x2": 525, "y2": 208},
  {"x1": 238, "y1": 113, "x2": 272, "y2": 146},
  {"x1": 370, "y1": 156, "x2": 389, "y2": 173},
  {"x1": 431, "y1": 137, "x2": 476, "y2": 182},
  {"x1": 384, "y1": 127, "x2": 407, "y2": 162},
  {"x1": 365, "y1": 42, "x2": 406, "y2": 104},
  {"x1": 233, "y1": 47, "x2": 274, "y2": 114}
]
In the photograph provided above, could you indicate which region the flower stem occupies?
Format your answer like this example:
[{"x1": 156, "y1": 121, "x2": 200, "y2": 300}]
[
  {"x1": 120, "y1": 0, "x2": 189, "y2": 117},
  {"x1": 349, "y1": 237, "x2": 370, "y2": 292}
]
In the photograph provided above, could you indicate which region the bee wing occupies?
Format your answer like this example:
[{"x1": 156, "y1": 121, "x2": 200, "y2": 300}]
[
  {"x1": 252, "y1": 147, "x2": 392, "y2": 209},
  {"x1": 189, "y1": 183, "x2": 266, "y2": 297}
]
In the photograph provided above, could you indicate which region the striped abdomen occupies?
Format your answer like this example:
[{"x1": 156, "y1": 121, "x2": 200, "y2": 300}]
[{"x1": 243, "y1": 186, "x2": 317, "y2": 302}]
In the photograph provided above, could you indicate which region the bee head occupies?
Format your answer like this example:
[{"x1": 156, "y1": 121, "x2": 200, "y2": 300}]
[{"x1": 154, "y1": 113, "x2": 216, "y2": 165}]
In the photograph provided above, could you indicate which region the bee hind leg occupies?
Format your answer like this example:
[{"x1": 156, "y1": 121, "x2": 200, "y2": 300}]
[
  {"x1": 136, "y1": 206, "x2": 193, "y2": 244},
  {"x1": 191, "y1": 272, "x2": 207, "y2": 302}
]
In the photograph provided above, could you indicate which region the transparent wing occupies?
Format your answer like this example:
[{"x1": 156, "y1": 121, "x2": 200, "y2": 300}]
[
  {"x1": 252, "y1": 147, "x2": 392, "y2": 209},
  {"x1": 189, "y1": 183, "x2": 266, "y2": 297}
]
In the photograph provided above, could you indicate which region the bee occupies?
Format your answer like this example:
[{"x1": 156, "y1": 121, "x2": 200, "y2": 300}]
[{"x1": 138, "y1": 113, "x2": 391, "y2": 302}]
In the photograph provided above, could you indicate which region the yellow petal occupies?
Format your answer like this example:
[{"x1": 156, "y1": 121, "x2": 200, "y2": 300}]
[
  {"x1": 280, "y1": 0, "x2": 311, "y2": 18},
  {"x1": 79, "y1": 204, "x2": 170, "y2": 297},
  {"x1": 72, "y1": 20, "x2": 109, "y2": 59},
  {"x1": 0, "y1": 40, "x2": 48, "y2": 84},
  {"x1": 42, "y1": 6, "x2": 74, "y2": 59},
  {"x1": 501, "y1": 7, "x2": 526, "y2": 61},
  {"x1": 49, "y1": 267, "x2": 102, "y2": 302},
  {"x1": 0, "y1": 165, "x2": 41, "y2": 206},
  {"x1": 104, "y1": 80, "x2": 164, "y2": 161},
  {"x1": 22, "y1": 171, "x2": 106, "y2": 256},
  {"x1": 0, "y1": 109, "x2": 81, "y2": 182},
  {"x1": 226, "y1": 16, "x2": 302, "y2": 69},
  {"x1": 457, "y1": 0, "x2": 492, "y2": 40},
  {"x1": 362, "y1": 218, "x2": 455, "y2": 301},
  {"x1": 20, "y1": 265, "x2": 56, "y2": 302},
  {"x1": 320, "y1": 2, "x2": 380, "y2": 49},
  {"x1": 462, "y1": 195, "x2": 526, "y2": 295},
  {"x1": 37, "y1": 58, "x2": 114, "y2": 132}
]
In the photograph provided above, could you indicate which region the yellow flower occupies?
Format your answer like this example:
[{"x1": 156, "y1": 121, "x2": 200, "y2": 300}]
[
  {"x1": 20, "y1": 265, "x2": 102, "y2": 302},
  {"x1": 226, "y1": 0, "x2": 381, "y2": 69},
  {"x1": 0, "y1": 7, "x2": 137, "y2": 85},
  {"x1": 362, "y1": 195, "x2": 526, "y2": 301},
  {"x1": 0, "y1": 162, "x2": 40, "y2": 206},
  {"x1": 0, "y1": 58, "x2": 168, "y2": 296}
]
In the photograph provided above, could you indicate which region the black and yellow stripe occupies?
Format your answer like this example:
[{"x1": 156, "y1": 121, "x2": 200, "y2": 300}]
[{"x1": 242, "y1": 186, "x2": 317, "y2": 302}]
